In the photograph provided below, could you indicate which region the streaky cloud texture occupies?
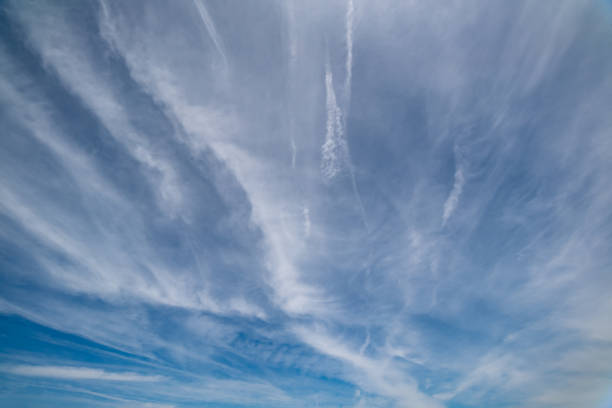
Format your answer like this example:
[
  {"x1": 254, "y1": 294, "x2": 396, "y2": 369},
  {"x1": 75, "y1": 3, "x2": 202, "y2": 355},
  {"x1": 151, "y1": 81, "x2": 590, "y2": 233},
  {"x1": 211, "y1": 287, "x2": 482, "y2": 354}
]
[{"x1": 1, "y1": 0, "x2": 612, "y2": 407}]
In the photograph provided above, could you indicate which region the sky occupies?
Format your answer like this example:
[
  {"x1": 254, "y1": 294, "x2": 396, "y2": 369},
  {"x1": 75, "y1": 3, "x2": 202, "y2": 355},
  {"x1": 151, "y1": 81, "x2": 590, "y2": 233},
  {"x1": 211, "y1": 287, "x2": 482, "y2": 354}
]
[{"x1": 1, "y1": 0, "x2": 612, "y2": 407}]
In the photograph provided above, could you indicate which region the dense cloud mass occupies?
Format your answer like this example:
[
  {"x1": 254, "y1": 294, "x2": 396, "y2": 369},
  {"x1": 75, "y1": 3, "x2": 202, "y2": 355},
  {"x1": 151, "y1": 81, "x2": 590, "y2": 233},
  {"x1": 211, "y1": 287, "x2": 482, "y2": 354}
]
[{"x1": 1, "y1": 1, "x2": 612, "y2": 407}]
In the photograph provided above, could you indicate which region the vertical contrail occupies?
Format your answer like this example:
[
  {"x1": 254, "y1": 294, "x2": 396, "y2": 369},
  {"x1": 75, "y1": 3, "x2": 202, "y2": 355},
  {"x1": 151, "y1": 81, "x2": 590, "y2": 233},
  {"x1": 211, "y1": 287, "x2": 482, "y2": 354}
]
[
  {"x1": 287, "y1": 0, "x2": 298, "y2": 168},
  {"x1": 321, "y1": 62, "x2": 344, "y2": 181},
  {"x1": 321, "y1": 59, "x2": 369, "y2": 231},
  {"x1": 442, "y1": 147, "x2": 466, "y2": 226},
  {"x1": 347, "y1": 152, "x2": 369, "y2": 232},
  {"x1": 192, "y1": 0, "x2": 228, "y2": 67},
  {"x1": 342, "y1": 0, "x2": 369, "y2": 231},
  {"x1": 291, "y1": 138, "x2": 297, "y2": 168},
  {"x1": 344, "y1": 0, "x2": 354, "y2": 110},
  {"x1": 287, "y1": 0, "x2": 298, "y2": 64},
  {"x1": 303, "y1": 206, "x2": 311, "y2": 237},
  {"x1": 442, "y1": 166, "x2": 465, "y2": 226}
]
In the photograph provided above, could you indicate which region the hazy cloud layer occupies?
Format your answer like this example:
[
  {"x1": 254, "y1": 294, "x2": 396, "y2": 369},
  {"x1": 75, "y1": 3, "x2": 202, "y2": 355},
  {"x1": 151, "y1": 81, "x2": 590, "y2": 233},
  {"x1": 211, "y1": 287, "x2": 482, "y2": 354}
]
[{"x1": 1, "y1": 1, "x2": 612, "y2": 407}]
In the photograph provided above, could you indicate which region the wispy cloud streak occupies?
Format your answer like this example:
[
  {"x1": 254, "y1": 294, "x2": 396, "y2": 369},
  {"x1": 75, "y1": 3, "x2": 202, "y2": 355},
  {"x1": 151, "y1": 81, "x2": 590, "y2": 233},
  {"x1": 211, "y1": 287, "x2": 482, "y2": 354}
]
[
  {"x1": 344, "y1": 0, "x2": 355, "y2": 109},
  {"x1": 2, "y1": 1, "x2": 612, "y2": 407},
  {"x1": 2, "y1": 365, "x2": 165, "y2": 382},
  {"x1": 321, "y1": 60, "x2": 368, "y2": 229},
  {"x1": 442, "y1": 164, "x2": 465, "y2": 225},
  {"x1": 192, "y1": 0, "x2": 228, "y2": 67},
  {"x1": 321, "y1": 62, "x2": 346, "y2": 182}
]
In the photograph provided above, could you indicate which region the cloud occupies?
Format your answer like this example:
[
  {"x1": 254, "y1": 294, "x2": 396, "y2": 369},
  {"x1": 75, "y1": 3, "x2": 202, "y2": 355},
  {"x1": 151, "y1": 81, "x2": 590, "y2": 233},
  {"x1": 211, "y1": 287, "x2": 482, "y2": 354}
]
[
  {"x1": 321, "y1": 61, "x2": 347, "y2": 182},
  {"x1": 1, "y1": 0, "x2": 612, "y2": 407},
  {"x1": 303, "y1": 206, "x2": 311, "y2": 237},
  {"x1": 0, "y1": 9, "x2": 268, "y2": 320},
  {"x1": 344, "y1": 0, "x2": 355, "y2": 107},
  {"x1": 95, "y1": 0, "x2": 334, "y2": 318},
  {"x1": 294, "y1": 324, "x2": 444, "y2": 408},
  {"x1": 191, "y1": 0, "x2": 228, "y2": 68},
  {"x1": 442, "y1": 164, "x2": 465, "y2": 225},
  {"x1": 321, "y1": 58, "x2": 368, "y2": 229},
  {"x1": 2, "y1": 365, "x2": 164, "y2": 382}
]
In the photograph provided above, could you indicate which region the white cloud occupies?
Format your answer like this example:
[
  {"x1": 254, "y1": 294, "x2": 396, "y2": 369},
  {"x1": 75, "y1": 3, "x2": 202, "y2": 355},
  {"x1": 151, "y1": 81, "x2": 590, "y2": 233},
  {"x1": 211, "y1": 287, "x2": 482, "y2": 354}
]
[
  {"x1": 442, "y1": 164, "x2": 464, "y2": 225},
  {"x1": 344, "y1": 0, "x2": 355, "y2": 108},
  {"x1": 321, "y1": 62, "x2": 346, "y2": 182},
  {"x1": 191, "y1": 0, "x2": 228, "y2": 67},
  {"x1": 2, "y1": 365, "x2": 165, "y2": 382},
  {"x1": 294, "y1": 324, "x2": 443, "y2": 408},
  {"x1": 2, "y1": 1, "x2": 612, "y2": 407}
]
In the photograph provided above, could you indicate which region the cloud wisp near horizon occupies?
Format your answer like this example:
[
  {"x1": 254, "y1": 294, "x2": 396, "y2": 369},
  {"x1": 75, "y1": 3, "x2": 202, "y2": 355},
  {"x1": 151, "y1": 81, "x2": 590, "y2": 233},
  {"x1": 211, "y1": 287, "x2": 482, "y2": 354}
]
[{"x1": 1, "y1": 0, "x2": 612, "y2": 407}]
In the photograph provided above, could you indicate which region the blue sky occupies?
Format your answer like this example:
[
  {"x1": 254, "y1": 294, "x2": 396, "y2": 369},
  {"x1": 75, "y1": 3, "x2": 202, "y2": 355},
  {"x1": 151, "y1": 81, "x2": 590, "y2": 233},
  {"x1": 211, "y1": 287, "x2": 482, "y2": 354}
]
[{"x1": 1, "y1": 0, "x2": 612, "y2": 407}]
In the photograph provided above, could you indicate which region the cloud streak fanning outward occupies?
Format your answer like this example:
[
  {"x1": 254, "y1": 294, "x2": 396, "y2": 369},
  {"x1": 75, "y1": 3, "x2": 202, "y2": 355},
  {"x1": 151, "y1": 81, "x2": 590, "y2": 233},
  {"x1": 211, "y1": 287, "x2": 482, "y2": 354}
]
[{"x1": 1, "y1": 0, "x2": 612, "y2": 407}]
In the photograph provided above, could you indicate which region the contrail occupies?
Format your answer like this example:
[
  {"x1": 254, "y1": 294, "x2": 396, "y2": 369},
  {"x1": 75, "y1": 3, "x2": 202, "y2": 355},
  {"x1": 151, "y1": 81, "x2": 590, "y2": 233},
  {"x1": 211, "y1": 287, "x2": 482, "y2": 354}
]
[
  {"x1": 359, "y1": 329, "x2": 370, "y2": 355},
  {"x1": 347, "y1": 152, "x2": 369, "y2": 232},
  {"x1": 287, "y1": 0, "x2": 297, "y2": 168},
  {"x1": 192, "y1": 0, "x2": 228, "y2": 67},
  {"x1": 321, "y1": 60, "x2": 369, "y2": 231},
  {"x1": 344, "y1": 0, "x2": 354, "y2": 110},
  {"x1": 341, "y1": 0, "x2": 369, "y2": 231},
  {"x1": 442, "y1": 165, "x2": 465, "y2": 226},
  {"x1": 442, "y1": 147, "x2": 466, "y2": 226},
  {"x1": 303, "y1": 206, "x2": 311, "y2": 237},
  {"x1": 287, "y1": 0, "x2": 298, "y2": 64},
  {"x1": 321, "y1": 62, "x2": 344, "y2": 181}
]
